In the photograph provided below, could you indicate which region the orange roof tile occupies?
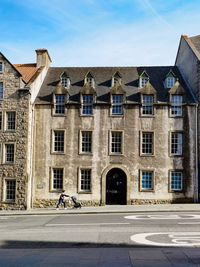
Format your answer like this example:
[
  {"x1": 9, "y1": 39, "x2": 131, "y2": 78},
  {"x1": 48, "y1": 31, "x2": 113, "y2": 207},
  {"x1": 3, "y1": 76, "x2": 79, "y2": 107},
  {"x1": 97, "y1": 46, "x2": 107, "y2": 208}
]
[{"x1": 14, "y1": 63, "x2": 38, "y2": 84}]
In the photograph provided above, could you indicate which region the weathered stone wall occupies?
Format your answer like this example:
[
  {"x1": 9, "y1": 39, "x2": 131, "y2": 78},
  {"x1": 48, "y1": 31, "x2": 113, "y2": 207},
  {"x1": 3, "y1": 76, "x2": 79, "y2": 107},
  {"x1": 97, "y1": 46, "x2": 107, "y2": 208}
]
[
  {"x1": 33, "y1": 102, "x2": 196, "y2": 206},
  {"x1": 0, "y1": 55, "x2": 30, "y2": 210}
]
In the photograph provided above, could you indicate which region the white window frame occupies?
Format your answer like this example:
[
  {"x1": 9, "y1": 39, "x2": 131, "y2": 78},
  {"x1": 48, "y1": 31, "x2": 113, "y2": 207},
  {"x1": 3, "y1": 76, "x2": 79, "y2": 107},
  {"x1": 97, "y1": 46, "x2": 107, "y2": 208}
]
[
  {"x1": 4, "y1": 143, "x2": 15, "y2": 164},
  {"x1": 110, "y1": 130, "x2": 123, "y2": 155},
  {"x1": 141, "y1": 94, "x2": 154, "y2": 116},
  {"x1": 85, "y1": 76, "x2": 95, "y2": 88},
  {"x1": 54, "y1": 94, "x2": 65, "y2": 116},
  {"x1": 52, "y1": 130, "x2": 65, "y2": 154},
  {"x1": 170, "y1": 95, "x2": 183, "y2": 117},
  {"x1": 169, "y1": 171, "x2": 183, "y2": 192},
  {"x1": 139, "y1": 77, "x2": 149, "y2": 88},
  {"x1": 80, "y1": 131, "x2": 92, "y2": 154},
  {"x1": 50, "y1": 167, "x2": 64, "y2": 191},
  {"x1": 140, "y1": 170, "x2": 154, "y2": 191},
  {"x1": 61, "y1": 76, "x2": 70, "y2": 88},
  {"x1": 0, "y1": 62, "x2": 3, "y2": 73},
  {"x1": 81, "y1": 94, "x2": 93, "y2": 116},
  {"x1": 78, "y1": 168, "x2": 92, "y2": 193},
  {"x1": 170, "y1": 132, "x2": 183, "y2": 156},
  {"x1": 0, "y1": 82, "x2": 4, "y2": 100},
  {"x1": 5, "y1": 111, "x2": 16, "y2": 131},
  {"x1": 166, "y1": 76, "x2": 175, "y2": 88},
  {"x1": 140, "y1": 131, "x2": 154, "y2": 156},
  {"x1": 111, "y1": 94, "x2": 123, "y2": 116},
  {"x1": 3, "y1": 178, "x2": 16, "y2": 203}
]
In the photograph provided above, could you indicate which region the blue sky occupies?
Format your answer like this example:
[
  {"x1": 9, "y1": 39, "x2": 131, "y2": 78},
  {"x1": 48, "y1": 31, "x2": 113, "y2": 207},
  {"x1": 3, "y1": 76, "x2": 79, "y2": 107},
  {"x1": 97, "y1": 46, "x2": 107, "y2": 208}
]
[{"x1": 0, "y1": 0, "x2": 200, "y2": 66}]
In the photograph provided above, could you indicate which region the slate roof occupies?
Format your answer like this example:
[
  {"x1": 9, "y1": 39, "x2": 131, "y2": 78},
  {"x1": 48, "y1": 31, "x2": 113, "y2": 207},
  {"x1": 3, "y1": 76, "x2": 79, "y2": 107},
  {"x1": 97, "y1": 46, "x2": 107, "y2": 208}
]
[
  {"x1": 35, "y1": 66, "x2": 195, "y2": 105},
  {"x1": 189, "y1": 35, "x2": 200, "y2": 57},
  {"x1": 14, "y1": 63, "x2": 38, "y2": 84}
]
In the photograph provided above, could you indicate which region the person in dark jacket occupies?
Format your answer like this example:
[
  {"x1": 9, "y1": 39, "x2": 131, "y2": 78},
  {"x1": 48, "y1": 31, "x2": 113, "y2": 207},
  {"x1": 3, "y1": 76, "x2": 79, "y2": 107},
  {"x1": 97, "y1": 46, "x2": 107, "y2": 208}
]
[{"x1": 56, "y1": 191, "x2": 69, "y2": 209}]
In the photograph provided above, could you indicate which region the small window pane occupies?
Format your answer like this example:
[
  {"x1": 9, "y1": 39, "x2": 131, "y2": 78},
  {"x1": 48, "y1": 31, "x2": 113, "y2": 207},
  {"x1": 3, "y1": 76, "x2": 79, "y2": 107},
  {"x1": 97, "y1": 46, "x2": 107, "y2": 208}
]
[
  {"x1": 140, "y1": 77, "x2": 149, "y2": 87},
  {"x1": 82, "y1": 95, "x2": 93, "y2": 115},
  {"x1": 111, "y1": 132, "x2": 122, "y2": 154},
  {"x1": 6, "y1": 112, "x2": 16, "y2": 130},
  {"x1": 53, "y1": 169, "x2": 63, "y2": 190},
  {"x1": 166, "y1": 77, "x2": 175, "y2": 88},
  {"x1": 80, "y1": 169, "x2": 91, "y2": 191},
  {"x1": 0, "y1": 112, "x2": 2, "y2": 130},
  {"x1": 141, "y1": 171, "x2": 153, "y2": 190},
  {"x1": 6, "y1": 180, "x2": 16, "y2": 201},
  {"x1": 81, "y1": 131, "x2": 92, "y2": 153},
  {"x1": 54, "y1": 131, "x2": 64, "y2": 153},
  {"x1": 5, "y1": 144, "x2": 14, "y2": 163},
  {"x1": 171, "y1": 171, "x2": 183, "y2": 191},
  {"x1": 142, "y1": 132, "x2": 153, "y2": 155},
  {"x1": 61, "y1": 77, "x2": 69, "y2": 88},
  {"x1": 112, "y1": 95, "x2": 123, "y2": 115}
]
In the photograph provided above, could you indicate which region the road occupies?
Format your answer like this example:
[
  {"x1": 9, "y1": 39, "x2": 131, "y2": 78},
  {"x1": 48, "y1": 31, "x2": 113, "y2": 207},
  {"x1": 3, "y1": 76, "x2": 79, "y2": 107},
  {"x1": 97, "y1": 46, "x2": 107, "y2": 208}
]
[{"x1": 0, "y1": 212, "x2": 200, "y2": 266}]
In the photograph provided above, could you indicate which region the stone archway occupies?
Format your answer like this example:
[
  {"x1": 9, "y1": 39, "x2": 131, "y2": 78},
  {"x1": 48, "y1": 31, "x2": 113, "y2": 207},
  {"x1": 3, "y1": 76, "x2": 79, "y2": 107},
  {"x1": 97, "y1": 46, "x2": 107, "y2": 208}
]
[{"x1": 101, "y1": 165, "x2": 131, "y2": 205}]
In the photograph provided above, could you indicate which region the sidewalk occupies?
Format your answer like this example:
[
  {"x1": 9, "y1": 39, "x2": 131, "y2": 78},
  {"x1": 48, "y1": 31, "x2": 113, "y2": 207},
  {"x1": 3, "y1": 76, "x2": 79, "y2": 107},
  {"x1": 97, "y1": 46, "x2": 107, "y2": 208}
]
[{"x1": 0, "y1": 203, "x2": 200, "y2": 216}]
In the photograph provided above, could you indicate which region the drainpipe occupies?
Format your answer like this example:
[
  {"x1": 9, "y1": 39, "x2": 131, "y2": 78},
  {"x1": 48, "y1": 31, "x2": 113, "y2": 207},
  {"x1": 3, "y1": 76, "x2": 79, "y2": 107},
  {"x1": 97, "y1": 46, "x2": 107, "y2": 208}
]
[{"x1": 195, "y1": 103, "x2": 199, "y2": 202}]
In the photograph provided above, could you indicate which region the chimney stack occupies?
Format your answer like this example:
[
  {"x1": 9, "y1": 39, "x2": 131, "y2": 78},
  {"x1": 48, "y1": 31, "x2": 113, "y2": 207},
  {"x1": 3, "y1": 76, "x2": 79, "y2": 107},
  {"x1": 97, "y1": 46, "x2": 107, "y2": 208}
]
[{"x1": 35, "y1": 49, "x2": 52, "y2": 68}]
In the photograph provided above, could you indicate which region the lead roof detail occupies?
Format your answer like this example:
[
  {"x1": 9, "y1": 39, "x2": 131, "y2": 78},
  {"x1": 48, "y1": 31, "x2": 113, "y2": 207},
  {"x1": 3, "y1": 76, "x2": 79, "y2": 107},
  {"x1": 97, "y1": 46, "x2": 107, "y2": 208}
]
[{"x1": 35, "y1": 66, "x2": 195, "y2": 105}]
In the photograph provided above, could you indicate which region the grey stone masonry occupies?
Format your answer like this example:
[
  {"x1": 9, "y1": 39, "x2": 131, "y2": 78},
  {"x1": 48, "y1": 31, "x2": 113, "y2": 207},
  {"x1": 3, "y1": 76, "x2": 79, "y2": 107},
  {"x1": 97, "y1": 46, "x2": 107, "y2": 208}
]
[{"x1": 0, "y1": 54, "x2": 30, "y2": 210}]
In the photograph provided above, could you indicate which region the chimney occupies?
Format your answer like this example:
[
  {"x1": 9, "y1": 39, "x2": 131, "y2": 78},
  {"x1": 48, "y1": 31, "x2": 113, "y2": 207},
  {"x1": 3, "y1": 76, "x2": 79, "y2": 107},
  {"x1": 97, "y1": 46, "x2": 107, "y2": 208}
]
[{"x1": 35, "y1": 49, "x2": 52, "y2": 68}]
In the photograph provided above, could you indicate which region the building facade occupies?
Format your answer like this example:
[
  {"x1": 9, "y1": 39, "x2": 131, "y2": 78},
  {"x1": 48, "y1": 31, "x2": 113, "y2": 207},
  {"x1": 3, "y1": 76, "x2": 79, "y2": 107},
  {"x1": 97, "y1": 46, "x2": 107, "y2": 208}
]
[{"x1": 0, "y1": 34, "x2": 199, "y2": 209}]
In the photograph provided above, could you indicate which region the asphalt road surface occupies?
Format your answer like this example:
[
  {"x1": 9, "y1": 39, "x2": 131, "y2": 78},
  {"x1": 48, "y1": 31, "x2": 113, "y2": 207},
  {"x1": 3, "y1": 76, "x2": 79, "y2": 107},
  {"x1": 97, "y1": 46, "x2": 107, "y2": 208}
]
[{"x1": 0, "y1": 212, "x2": 200, "y2": 266}]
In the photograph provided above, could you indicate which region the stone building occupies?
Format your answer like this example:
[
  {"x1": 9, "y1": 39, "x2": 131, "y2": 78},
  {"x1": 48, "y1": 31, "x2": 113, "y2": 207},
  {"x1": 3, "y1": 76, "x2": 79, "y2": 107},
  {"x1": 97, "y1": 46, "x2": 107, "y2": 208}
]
[
  {"x1": 32, "y1": 66, "x2": 197, "y2": 207},
  {"x1": 1, "y1": 34, "x2": 200, "y2": 209},
  {"x1": 0, "y1": 49, "x2": 51, "y2": 209},
  {"x1": 175, "y1": 34, "x2": 200, "y2": 200}
]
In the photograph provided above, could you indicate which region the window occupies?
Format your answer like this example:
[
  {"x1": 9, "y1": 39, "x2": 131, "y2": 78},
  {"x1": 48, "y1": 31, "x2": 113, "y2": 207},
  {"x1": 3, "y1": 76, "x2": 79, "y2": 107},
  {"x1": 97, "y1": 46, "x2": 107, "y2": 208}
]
[
  {"x1": 53, "y1": 131, "x2": 64, "y2": 153},
  {"x1": 170, "y1": 95, "x2": 182, "y2": 116},
  {"x1": 80, "y1": 169, "x2": 91, "y2": 192},
  {"x1": 111, "y1": 131, "x2": 123, "y2": 154},
  {"x1": 5, "y1": 144, "x2": 14, "y2": 163},
  {"x1": 5, "y1": 180, "x2": 16, "y2": 202},
  {"x1": 141, "y1": 132, "x2": 153, "y2": 155},
  {"x1": 141, "y1": 95, "x2": 154, "y2": 115},
  {"x1": 61, "y1": 75, "x2": 70, "y2": 88},
  {"x1": 81, "y1": 131, "x2": 92, "y2": 153},
  {"x1": 0, "y1": 112, "x2": 2, "y2": 130},
  {"x1": 6, "y1": 112, "x2": 16, "y2": 131},
  {"x1": 0, "y1": 62, "x2": 3, "y2": 73},
  {"x1": 81, "y1": 95, "x2": 93, "y2": 115},
  {"x1": 111, "y1": 95, "x2": 123, "y2": 115},
  {"x1": 171, "y1": 132, "x2": 183, "y2": 156},
  {"x1": 140, "y1": 77, "x2": 149, "y2": 87},
  {"x1": 54, "y1": 95, "x2": 65, "y2": 115},
  {"x1": 170, "y1": 171, "x2": 183, "y2": 191},
  {"x1": 141, "y1": 171, "x2": 154, "y2": 190},
  {"x1": 52, "y1": 168, "x2": 63, "y2": 190},
  {"x1": 166, "y1": 76, "x2": 175, "y2": 88},
  {"x1": 0, "y1": 82, "x2": 3, "y2": 100}
]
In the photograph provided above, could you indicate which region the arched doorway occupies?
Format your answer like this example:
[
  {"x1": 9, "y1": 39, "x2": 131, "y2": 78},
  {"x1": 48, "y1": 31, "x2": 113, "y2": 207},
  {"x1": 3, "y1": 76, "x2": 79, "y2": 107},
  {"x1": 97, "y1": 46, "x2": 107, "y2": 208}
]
[{"x1": 106, "y1": 168, "x2": 127, "y2": 205}]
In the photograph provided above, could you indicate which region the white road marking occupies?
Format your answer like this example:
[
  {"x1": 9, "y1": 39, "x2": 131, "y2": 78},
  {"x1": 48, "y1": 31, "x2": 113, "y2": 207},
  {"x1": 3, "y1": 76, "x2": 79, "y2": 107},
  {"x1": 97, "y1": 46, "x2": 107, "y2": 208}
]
[
  {"x1": 45, "y1": 222, "x2": 130, "y2": 226},
  {"x1": 130, "y1": 232, "x2": 200, "y2": 247},
  {"x1": 178, "y1": 222, "x2": 200, "y2": 225},
  {"x1": 125, "y1": 214, "x2": 200, "y2": 220}
]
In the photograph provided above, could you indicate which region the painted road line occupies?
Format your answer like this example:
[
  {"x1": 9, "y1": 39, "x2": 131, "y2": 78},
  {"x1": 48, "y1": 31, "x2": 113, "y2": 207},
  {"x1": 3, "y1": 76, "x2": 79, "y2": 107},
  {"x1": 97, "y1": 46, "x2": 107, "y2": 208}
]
[
  {"x1": 178, "y1": 222, "x2": 200, "y2": 225},
  {"x1": 125, "y1": 214, "x2": 200, "y2": 220},
  {"x1": 130, "y1": 232, "x2": 200, "y2": 247},
  {"x1": 46, "y1": 222, "x2": 130, "y2": 226}
]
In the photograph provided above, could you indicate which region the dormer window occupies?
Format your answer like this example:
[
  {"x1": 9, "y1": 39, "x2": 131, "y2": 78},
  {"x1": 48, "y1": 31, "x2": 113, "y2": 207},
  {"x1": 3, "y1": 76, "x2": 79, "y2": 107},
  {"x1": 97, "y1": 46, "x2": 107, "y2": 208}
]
[
  {"x1": 0, "y1": 62, "x2": 3, "y2": 73},
  {"x1": 60, "y1": 73, "x2": 70, "y2": 89},
  {"x1": 170, "y1": 95, "x2": 182, "y2": 117},
  {"x1": 85, "y1": 72, "x2": 95, "y2": 88},
  {"x1": 112, "y1": 72, "x2": 122, "y2": 87},
  {"x1": 139, "y1": 71, "x2": 149, "y2": 88},
  {"x1": 165, "y1": 70, "x2": 176, "y2": 88},
  {"x1": 111, "y1": 94, "x2": 123, "y2": 115},
  {"x1": 141, "y1": 95, "x2": 154, "y2": 116}
]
